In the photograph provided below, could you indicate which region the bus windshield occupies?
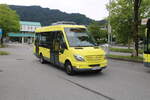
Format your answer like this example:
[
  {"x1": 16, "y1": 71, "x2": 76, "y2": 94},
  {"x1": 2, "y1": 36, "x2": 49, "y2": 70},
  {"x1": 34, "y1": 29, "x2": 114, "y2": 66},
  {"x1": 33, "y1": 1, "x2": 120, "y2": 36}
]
[{"x1": 65, "y1": 28, "x2": 97, "y2": 47}]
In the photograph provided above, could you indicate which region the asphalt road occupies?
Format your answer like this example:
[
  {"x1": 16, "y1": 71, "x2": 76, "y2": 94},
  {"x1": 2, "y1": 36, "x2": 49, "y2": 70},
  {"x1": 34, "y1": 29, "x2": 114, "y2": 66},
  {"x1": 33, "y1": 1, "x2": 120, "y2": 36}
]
[{"x1": 0, "y1": 44, "x2": 150, "y2": 100}]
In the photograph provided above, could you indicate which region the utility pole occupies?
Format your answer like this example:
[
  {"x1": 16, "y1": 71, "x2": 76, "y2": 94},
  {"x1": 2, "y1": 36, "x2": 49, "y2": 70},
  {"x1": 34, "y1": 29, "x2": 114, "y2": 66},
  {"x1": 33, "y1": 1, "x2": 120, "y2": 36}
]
[{"x1": 107, "y1": 0, "x2": 112, "y2": 54}]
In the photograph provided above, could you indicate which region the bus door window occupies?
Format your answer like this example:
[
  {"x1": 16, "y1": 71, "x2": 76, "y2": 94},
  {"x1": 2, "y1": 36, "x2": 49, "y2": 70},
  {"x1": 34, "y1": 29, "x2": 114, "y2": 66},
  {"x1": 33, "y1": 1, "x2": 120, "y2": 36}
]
[
  {"x1": 53, "y1": 32, "x2": 65, "y2": 50},
  {"x1": 53, "y1": 33, "x2": 60, "y2": 52},
  {"x1": 58, "y1": 32, "x2": 67, "y2": 54},
  {"x1": 54, "y1": 40, "x2": 60, "y2": 52}
]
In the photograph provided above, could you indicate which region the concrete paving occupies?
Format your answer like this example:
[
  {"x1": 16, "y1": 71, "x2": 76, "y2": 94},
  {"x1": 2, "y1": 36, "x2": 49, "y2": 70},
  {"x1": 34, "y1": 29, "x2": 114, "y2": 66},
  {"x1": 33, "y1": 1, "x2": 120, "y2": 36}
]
[{"x1": 0, "y1": 44, "x2": 150, "y2": 100}]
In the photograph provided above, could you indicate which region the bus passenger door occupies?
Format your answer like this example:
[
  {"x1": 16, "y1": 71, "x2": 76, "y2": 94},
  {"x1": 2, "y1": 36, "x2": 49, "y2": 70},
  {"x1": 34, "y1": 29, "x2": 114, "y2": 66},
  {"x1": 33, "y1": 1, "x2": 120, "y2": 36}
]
[
  {"x1": 58, "y1": 33, "x2": 68, "y2": 66},
  {"x1": 50, "y1": 31, "x2": 61, "y2": 65}
]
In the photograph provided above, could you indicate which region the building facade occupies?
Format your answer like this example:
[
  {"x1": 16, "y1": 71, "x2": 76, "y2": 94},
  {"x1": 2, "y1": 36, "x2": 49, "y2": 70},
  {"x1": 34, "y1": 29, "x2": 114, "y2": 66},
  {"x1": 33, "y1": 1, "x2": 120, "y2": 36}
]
[{"x1": 8, "y1": 21, "x2": 41, "y2": 43}]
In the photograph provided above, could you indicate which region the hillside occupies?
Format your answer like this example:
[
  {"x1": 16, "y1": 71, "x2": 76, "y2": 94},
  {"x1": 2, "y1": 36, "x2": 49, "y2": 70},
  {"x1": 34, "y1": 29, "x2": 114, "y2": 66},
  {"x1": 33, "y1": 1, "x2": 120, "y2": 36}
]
[{"x1": 9, "y1": 5, "x2": 94, "y2": 26}]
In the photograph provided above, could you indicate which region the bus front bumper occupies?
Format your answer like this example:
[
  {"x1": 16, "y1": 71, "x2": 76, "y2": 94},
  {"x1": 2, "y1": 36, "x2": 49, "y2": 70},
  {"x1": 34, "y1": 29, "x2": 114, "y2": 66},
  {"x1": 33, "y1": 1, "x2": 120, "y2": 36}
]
[
  {"x1": 71, "y1": 60, "x2": 107, "y2": 72},
  {"x1": 72, "y1": 66, "x2": 107, "y2": 72}
]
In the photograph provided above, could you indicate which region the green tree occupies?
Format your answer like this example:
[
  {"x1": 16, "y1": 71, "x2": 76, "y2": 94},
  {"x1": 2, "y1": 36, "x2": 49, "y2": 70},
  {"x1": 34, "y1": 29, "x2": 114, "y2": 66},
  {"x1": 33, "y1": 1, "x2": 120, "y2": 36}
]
[
  {"x1": 88, "y1": 21, "x2": 107, "y2": 44},
  {"x1": 107, "y1": 0, "x2": 150, "y2": 55},
  {"x1": 107, "y1": 0, "x2": 133, "y2": 46},
  {"x1": 0, "y1": 4, "x2": 20, "y2": 45}
]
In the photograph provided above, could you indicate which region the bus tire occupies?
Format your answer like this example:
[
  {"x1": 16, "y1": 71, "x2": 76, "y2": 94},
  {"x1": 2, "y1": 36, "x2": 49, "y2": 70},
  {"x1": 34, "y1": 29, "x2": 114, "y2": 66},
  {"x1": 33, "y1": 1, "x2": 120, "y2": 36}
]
[
  {"x1": 39, "y1": 54, "x2": 46, "y2": 64},
  {"x1": 65, "y1": 62, "x2": 75, "y2": 75},
  {"x1": 94, "y1": 69, "x2": 102, "y2": 73}
]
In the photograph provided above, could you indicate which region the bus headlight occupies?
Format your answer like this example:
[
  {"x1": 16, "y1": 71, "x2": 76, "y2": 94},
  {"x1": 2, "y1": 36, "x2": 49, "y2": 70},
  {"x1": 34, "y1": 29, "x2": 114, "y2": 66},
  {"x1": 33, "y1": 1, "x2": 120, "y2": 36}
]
[{"x1": 74, "y1": 54, "x2": 85, "y2": 61}]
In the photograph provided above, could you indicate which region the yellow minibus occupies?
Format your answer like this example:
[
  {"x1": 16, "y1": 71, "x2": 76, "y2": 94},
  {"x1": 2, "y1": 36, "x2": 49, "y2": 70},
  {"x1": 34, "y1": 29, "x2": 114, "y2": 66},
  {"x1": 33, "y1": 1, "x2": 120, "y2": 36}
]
[{"x1": 34, "y1": 21, "x2": 107, "y2": 75}]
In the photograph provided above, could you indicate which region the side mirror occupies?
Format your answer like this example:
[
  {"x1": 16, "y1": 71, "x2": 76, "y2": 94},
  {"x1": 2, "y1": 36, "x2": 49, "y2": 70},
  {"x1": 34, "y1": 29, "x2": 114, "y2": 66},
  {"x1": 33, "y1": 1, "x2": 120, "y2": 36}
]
[
  {"x1": 61, "y1": 43, "x2": 67, "y2": 49},
  {"x1": 59, "y1": 49, "x2": 64, "y2": 54}
]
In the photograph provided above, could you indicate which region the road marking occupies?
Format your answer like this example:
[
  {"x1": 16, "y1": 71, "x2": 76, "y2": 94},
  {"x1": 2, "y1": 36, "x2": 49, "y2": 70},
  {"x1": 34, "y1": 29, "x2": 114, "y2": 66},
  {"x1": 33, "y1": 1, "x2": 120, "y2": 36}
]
[
  {"x1": 58, "y1": 76, "x2": 114, "y2": 100},
  {"x1": 16, "y1": 59, "x2": 24, "y2": 60}
]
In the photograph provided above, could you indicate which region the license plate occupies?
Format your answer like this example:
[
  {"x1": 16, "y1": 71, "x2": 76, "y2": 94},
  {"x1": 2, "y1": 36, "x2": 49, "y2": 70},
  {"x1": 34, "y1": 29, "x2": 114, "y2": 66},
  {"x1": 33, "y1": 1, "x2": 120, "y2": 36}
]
[{"x1": 92, "y1": 67, "x2": 101, "y2": 70}]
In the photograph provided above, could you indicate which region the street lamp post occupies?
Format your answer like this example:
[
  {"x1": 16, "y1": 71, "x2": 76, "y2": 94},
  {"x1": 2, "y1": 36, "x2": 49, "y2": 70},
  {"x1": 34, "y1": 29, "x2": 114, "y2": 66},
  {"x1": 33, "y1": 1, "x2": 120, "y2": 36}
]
[{"x1": 107, "y1": 0, "x2": 112, "y2": 54}]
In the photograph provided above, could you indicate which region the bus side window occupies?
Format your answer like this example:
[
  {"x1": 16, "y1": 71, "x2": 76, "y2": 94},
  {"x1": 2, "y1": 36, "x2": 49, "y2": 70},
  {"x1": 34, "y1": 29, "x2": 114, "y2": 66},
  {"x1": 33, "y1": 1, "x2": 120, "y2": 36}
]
[
  {"x1": 39, "y1": 32, "x2": 51, "y2": 48},
  {"x1": 45, "y1": 32, "x2": 53, "y2": 48}
]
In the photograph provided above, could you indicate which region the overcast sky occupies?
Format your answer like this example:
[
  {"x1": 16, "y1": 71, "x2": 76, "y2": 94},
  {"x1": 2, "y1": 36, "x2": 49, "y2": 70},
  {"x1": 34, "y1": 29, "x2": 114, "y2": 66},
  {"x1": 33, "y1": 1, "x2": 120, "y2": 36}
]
[{"x1": 0, "y1": 0, "x2": 109, "y2": 20}]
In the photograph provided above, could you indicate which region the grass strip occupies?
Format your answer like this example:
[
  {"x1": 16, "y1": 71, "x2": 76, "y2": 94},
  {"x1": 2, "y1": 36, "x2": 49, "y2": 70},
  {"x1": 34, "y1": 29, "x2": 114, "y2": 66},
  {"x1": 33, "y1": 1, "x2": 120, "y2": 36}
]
[
  {"x1": 0, "y1": 45, "x2": 6, "y2": 48},
  {"x1": 110, "y1": 47, "x2": 143, "y2": 54},
  {"x1": 0, "y1": 51, "x2": 10, "y2": 55},
  {"x1": 107, "y1": 54, "x2": 143, "y2": 62}
]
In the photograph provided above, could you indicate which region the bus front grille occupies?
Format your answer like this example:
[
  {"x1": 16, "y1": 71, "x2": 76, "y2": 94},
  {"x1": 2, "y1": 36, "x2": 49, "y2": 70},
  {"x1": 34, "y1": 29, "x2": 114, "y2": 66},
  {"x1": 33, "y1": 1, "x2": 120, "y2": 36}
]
[{"x1": 85, "y1": 55, "x2": 104, "y2": 62}]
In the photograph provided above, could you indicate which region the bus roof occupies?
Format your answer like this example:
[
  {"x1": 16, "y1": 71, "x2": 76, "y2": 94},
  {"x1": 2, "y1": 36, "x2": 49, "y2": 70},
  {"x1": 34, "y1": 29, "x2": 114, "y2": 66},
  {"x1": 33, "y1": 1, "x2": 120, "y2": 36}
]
[{"x1": 35, "y1": 25, "x2": 86, "y2": 33}]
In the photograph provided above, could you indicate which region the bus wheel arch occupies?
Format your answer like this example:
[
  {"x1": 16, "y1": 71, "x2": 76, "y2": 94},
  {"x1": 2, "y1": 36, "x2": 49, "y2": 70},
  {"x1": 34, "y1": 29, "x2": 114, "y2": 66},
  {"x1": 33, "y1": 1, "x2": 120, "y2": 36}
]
[{"x1": 64, "y1": 60, "x2": 75, "y2": 75}]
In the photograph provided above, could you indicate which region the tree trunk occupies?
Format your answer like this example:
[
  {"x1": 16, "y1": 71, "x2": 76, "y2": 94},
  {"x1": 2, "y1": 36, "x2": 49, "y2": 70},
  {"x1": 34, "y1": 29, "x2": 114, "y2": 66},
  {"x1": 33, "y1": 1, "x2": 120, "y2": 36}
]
[{"x1": 132, "y1": 0, "x2": 141, "y2": 56}]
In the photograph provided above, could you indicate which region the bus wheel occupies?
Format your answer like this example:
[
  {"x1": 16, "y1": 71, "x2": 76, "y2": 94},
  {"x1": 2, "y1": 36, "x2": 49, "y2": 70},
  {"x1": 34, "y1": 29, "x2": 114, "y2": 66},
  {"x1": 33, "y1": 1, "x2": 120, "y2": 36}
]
[
  {"x1": 65, "y1": 62, "x2": 75, "y2": 75},
  {"x1": 39, "y1": 54, "x2": 45, "y2": 64},
  {"x1": 94, "y1": 69, "x2": 102, "y2": 73}
]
